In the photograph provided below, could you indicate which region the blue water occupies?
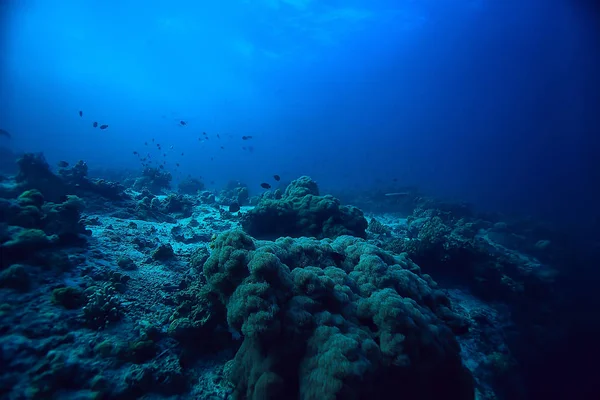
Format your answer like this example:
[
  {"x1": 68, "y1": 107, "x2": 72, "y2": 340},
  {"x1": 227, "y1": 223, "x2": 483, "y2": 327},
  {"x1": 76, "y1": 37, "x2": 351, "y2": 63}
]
[
  {"x1": 1, "y1": 0, "x2": 597, "y2": 225},
  {"x1": 1, "y1": 1, "x2": 599, "y2": 399}
]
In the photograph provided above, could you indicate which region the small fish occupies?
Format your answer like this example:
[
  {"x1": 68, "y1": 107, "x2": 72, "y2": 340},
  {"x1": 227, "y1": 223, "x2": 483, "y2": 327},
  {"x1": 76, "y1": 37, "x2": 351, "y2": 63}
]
[
  {"x1": 181, "y1": 152, "x2": 184, "y2": 156},
  {"x1": 242, "y1": 135, "x2": 253, "y2": 140},
  {"x1": 100, "y1": 124, "x2": 108, "y2": 130},
  {"x1": 133, "y1": 151, "x2": 139, "y2": 155},
  {"x1": 229, "y1": 202, "x2": 241, "y2": 213},
  {"x1": 57, "y1": 161, "x2": 69, "y2": 168},
  {"x1": 0, "y1": 128, "x2": 11, "y2": 138},
  {"x1": 220, "y1": 146, "x2": 224, "y2": 150},
  {"x1": 273, "y1": 174, "x2": 280, "y2": 181},
  {"x1": 180, "y1": 120, "x2": 187, "y2": 126},
  {"x1": 93, "y1": 122, "x2": 98, "y2": 128},
  {"x1": 210, "y1": 157, "x2": 214, "y2": 161},
  {"x1": 203, "y1": 132, "x2": 207, "y2": 136},
  {"x1": 217, "y1": 134, "x2": 220, "y2": 139},
  {"x1": 159, "y1": 165, "x2": 164, "y2": 169},
  {"x1": 170, "y1": 145, "x2": 174, "y2": 149},
  {"x1": 78, "y1": 111, "x2": 83, "y2": 117},
  {"x1": 260, "y1": 183, "x2": 271, "y2": 189},
  {"x1": 144, "y1": 142, "x2": 148, "y2": 145},
  {"x1": 152, "y1": 138, "x2": 155, "y2": 142},
  {"x1": 176, "y1": 163, "x2": 180, "y2": 167}
]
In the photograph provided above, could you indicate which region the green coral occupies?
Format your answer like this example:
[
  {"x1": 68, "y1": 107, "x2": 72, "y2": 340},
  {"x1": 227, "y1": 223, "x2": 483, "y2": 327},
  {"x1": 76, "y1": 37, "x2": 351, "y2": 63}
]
[
  {"x1": 51, "y1": 286, "x2": 85, "y2": 309},
  {"x1": 198, "y1": 229, "x2": 473, "y2": 400},
  {"x1": 367, "y1": 217, "x2": 391, "y2": 235},
  {"x1": 241, "y1": 176, "x2": 368, "y2": 239},
  {"x1": 2, "y1": 228, "x2": 52, "y2": 250},
  {"x1": 41, "y1": 195, "x2": 87, "y2": 239},
  {"x1": 83, "y1": 283, "x2": 123, "y2": 329},
  {"x1": 126, "y1": 339, "x2": 157, "y2": 364},
  {"x1": 18, "y1": 189, "x2": 45, "y2": 208},
  {"x1": 0, "y1": 264, "x2": 31, "y2": 291}
]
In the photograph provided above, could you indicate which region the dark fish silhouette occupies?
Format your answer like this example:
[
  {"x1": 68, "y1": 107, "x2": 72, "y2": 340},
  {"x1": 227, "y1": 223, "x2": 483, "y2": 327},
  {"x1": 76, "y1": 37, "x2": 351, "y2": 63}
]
[
  {"x1": 242, "y1": 135, "x2": 253, "y2": 140},
  {"x1": 57, "y1": 161, "x2": 69, "y2": 168},
  {"x1": 100, "y1": 125, "x2": 108, "y2": 130},
  {"x1": 93, "y1": 122, "x2": 98, "y2": 128},
  {"x1": 273, "y1": 174, "x2": 280, "y2": 181},
  {"x1": 180, "y1": 120, "x2": 187, "y2": 126},
  {"x1": 260, "y1": 183, "x2": 271, "y2": 189},
  {"x1": 79, "y1": 111, "x2": 83, "y2": 117},
  {"x1": 0, "y1": 128, "x2": 11, "y2": 138},
  {"x1": 229, "y1": 202, "x2": 241, "y2": 213}
]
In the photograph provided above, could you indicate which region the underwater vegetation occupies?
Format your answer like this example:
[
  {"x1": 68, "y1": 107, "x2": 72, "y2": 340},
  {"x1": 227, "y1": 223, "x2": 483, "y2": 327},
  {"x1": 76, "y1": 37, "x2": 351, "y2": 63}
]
[{"x1": 0, "y1": 152, "x2": 588, "y2": 400}]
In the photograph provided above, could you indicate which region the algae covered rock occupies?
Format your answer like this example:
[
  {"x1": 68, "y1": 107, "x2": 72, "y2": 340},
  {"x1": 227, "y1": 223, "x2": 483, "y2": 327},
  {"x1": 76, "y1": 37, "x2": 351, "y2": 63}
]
[{"x1": 152, "y1": 243, "x2": 175, "y2": 261}]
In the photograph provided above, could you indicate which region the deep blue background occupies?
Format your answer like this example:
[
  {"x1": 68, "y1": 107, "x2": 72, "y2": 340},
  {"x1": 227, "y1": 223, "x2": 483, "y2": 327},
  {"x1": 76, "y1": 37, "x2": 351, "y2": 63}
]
[{"x1": 0, "y1": 0, "x2": 598, "y2": 229}]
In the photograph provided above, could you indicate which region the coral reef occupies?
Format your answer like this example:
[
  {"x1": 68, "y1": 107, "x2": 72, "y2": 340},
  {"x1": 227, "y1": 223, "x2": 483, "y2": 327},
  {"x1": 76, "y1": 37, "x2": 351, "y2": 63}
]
[
  {"x1": 195, "y1": 230, "x2": 474, "y2": 399},
  {"x1": 1, "y1": 189, "x2": 89, "y2": 266},
  {"x1": 219, "y1": 181, "x2": 250, "y2": 206},
  {"x1": 381, "y1": 201, "x2": 559, "y2": 307},
  {"x1": 13, "y1": 154, "x2": 126, "y2": 203},
  {"x1": 133, "y1": 167, "x2": 172, "y2": 194},
  {"x1": 241, "y1": 176, "x2": 368, "y2": 239},
  {"x1": 178, "y1": 177, "x2": 205, "y2": 195},
  {"x1": 0, "y1": 158, "x2": 577, "y2": 400}
]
